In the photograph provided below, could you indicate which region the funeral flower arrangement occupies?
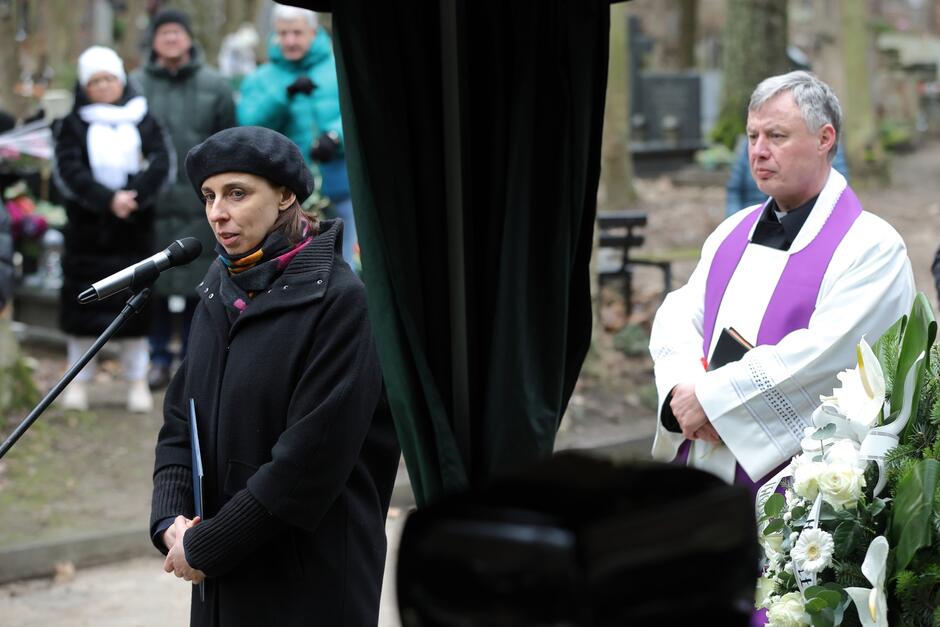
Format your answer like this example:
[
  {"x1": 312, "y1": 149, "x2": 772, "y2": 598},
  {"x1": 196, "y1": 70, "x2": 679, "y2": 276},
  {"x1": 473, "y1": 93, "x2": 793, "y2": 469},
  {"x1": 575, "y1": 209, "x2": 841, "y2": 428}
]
[{"x1": 756, "y1": 293, "x2": 940, "y2": 626}]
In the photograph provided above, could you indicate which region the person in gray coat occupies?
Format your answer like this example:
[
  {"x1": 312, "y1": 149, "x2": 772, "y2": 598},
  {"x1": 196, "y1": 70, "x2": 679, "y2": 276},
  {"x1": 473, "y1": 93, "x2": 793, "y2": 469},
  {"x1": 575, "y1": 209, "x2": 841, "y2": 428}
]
[{"x1": 132, "y1": 8, "x2": 235, "y2": 389}]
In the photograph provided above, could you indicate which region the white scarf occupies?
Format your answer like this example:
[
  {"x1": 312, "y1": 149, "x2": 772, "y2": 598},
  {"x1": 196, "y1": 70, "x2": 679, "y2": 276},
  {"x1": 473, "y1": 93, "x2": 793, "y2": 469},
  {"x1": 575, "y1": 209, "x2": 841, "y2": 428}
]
[{"x1": 78, "y1": 95, "x2": 148, "y2": 191}]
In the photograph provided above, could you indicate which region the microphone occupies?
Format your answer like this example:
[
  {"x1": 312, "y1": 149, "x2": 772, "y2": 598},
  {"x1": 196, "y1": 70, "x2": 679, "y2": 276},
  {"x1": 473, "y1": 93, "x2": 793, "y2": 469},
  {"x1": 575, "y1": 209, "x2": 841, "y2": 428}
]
[{"x1": 78, "y1": 238, "x2": 203, "y2": 304}]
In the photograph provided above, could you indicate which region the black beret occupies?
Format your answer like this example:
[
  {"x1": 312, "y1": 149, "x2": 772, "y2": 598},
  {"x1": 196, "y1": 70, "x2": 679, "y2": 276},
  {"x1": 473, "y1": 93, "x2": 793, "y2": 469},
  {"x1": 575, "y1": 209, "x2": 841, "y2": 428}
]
[
  {"x1": 185, "y1": 126, "x2": 316, "y2": 202},
  {"x1": 150, "y1": 8, "x2": 193, "y2": 39}
]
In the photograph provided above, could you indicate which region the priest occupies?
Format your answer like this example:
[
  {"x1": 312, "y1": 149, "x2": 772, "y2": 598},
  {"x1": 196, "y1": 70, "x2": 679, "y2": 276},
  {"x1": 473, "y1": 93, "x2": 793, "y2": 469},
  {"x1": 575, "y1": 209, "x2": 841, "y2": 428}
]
[{"x1": 649, "y1": 71, "x2": 915, "y2": 495}]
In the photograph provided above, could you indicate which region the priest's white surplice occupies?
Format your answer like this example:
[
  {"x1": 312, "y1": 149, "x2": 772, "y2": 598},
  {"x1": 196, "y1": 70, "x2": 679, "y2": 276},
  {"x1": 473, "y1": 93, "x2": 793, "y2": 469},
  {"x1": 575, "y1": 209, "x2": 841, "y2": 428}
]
[{"x1": 649, "y1": 169, "x2": 915, "y2": 484}]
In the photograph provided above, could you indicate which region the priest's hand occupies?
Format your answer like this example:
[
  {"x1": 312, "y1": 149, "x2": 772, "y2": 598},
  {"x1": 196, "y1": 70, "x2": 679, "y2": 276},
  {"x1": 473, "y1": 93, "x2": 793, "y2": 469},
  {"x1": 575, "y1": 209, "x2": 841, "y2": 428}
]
[
  {"x1": 692, "y1": 423, "x2": 722, "y2": 444},
  {"x1": 670, "y1": 382, "x2": 710, "y2": 440},
  {"x1": 163, "y1": 515, "x2": 206, "y2": 583}
]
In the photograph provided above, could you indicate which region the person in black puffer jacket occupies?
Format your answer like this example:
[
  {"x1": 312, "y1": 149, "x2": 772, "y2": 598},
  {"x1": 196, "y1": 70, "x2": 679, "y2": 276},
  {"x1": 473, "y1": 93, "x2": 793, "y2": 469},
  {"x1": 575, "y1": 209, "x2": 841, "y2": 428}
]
[{"x1": 52, "y1": 45, "x2": 172, "y2": 413}]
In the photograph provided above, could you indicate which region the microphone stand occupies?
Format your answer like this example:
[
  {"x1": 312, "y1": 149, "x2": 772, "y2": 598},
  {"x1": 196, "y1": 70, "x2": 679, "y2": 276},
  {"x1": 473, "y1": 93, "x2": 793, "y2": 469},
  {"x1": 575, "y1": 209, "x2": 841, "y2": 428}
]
[{"x1": 0, "y1": 263, "x2": 159, "y2": 460}]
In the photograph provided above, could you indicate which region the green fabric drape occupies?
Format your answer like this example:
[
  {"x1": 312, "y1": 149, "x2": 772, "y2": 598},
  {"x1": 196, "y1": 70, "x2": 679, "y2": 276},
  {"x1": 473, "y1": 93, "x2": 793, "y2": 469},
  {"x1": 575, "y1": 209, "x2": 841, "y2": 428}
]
[{"x1": 327, "y1": 1, "x2": 610, "y2": 506}]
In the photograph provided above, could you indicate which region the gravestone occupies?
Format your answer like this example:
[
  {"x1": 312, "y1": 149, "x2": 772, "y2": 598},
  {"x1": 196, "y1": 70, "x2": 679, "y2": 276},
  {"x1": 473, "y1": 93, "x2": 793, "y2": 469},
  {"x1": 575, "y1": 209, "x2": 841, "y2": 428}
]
[{"x1": 627, "y1": 16, "x2": 707, "y2": 176}]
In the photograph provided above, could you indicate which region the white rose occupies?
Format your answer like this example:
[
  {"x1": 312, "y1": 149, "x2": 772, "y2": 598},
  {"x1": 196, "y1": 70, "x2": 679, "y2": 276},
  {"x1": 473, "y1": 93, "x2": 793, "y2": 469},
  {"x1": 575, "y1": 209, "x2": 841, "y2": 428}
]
[
  {"x1": 767, "y1": 592, "x2": 809, "y2": 627},
  {"x1": 755, "y1": 575, "x2": 778, "y2": 609},
  {"x1": 792, "y1": 458, "x2": 824, "y2": 500},
  {"x1": 817, "y1": 462, "x2": 865, "y2": 510}
]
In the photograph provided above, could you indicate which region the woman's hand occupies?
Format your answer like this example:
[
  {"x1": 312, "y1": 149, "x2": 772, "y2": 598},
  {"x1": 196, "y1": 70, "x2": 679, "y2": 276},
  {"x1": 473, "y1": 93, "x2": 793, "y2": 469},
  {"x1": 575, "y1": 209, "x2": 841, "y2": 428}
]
[
  {"x1": 110, "y1": 190, "x2": 138, "y2": 218},
  {"x1": 163, "y1": 515, "x2": 206, "y2": 583}
]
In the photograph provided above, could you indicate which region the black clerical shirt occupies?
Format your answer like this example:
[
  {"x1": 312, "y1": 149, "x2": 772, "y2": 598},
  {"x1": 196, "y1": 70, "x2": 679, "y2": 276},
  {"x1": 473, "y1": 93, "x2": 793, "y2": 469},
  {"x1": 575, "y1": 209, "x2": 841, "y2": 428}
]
[
  {"x1": 660, "y1": 193, "x2": 819, "y2": 433},
  {"x1": 750, "y1": 194, "x2": 818, "y2": 251}
]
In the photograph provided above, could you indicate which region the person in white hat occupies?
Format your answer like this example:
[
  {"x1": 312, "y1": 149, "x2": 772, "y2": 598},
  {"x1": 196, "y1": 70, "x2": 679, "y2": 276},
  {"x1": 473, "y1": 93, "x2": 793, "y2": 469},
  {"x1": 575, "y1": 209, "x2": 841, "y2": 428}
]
[{"x1": 52, "y1": 45, "x2": 173, "y2": 413}]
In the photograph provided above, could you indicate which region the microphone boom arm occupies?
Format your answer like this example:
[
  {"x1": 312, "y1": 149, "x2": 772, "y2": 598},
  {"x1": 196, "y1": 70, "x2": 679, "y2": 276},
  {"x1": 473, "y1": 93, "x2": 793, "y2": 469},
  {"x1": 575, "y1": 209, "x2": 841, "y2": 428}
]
[{"x1": 0, "y1": 281, "x2": 156, "y2": 459}]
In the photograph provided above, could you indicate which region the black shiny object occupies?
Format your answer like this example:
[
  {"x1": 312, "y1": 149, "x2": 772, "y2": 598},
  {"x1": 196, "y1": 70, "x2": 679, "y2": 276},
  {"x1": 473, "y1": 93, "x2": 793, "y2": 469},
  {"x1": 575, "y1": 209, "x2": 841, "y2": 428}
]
[{"x1": 397, "y1": 452, "x2": 759, "y2": 626}]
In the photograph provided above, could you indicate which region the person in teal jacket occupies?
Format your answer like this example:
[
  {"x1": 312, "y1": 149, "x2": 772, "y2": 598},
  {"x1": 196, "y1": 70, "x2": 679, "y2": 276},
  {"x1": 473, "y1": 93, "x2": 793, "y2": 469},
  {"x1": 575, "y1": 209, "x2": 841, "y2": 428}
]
[{"x1": 237, "y1": 5, "x2": 357, "y2": 268}]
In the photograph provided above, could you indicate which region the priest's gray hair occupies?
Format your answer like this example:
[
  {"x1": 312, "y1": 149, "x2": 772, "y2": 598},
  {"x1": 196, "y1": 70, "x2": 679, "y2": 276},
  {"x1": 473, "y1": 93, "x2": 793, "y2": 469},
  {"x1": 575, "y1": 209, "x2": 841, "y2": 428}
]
[
  {"x1": 272, "y1": 4, "x2": 318, "y2": 29},
  {"x1": 749, "y1": 71, "x2": 842, "y2": 162}
]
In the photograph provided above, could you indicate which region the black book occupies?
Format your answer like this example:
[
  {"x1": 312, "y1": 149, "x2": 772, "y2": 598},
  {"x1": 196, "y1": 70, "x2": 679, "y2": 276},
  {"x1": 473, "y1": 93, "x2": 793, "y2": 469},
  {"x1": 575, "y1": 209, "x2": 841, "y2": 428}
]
[{"x1": 707, "y1": 327, "x2": 753, "y2": 371}]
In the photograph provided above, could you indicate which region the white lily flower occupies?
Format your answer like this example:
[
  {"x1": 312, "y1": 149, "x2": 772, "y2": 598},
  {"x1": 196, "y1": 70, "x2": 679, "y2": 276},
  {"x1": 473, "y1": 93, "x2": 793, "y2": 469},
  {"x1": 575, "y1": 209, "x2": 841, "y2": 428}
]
[
  {"x1": 846, "y1": 536, "x2": 889, "y2": 627},
  {"x1": 813, "y1": 338, "x2": 885, "y2": 443}
]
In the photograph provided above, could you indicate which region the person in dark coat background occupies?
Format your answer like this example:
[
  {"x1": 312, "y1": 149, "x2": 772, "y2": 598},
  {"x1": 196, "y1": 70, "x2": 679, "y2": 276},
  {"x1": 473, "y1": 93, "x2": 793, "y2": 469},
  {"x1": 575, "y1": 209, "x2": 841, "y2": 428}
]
[
  {"x1": 150, "y1": 126, "x2": 399, "y2": 627},
  {"x1": 52, "y1": 45, "x2": 172, "y2": 413},
  {"x1": 132, "y1": 7, "x2": 236, "y2": 391}
]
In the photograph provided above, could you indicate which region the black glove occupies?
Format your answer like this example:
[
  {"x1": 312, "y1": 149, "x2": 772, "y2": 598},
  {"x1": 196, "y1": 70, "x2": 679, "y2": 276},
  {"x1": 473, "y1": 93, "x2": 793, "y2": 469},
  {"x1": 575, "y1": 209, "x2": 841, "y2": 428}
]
[
  {"x1": 311, "y1": 131, "x2": 341, "y2": 163},
  {"x1": 286, "y1": 76, "x2": 316, "y2": 98}
]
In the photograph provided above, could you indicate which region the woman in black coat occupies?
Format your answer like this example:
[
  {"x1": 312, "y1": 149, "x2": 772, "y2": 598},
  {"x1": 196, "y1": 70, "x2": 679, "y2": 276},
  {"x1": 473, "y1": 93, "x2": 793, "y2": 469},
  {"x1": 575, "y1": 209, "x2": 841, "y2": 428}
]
[
  {"x1": 53, "y1": 45, "x2": 171, "y2": 413},
  {"x1": 151, "y1": 126, "x2": 399, "y2": 627}
]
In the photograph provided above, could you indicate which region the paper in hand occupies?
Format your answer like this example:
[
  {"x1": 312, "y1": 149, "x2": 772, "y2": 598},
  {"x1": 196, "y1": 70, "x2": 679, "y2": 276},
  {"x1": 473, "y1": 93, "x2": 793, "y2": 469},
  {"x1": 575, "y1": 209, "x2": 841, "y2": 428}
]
[{"x1": 189, "y1": 398, "x2": 205, "y2": 602}]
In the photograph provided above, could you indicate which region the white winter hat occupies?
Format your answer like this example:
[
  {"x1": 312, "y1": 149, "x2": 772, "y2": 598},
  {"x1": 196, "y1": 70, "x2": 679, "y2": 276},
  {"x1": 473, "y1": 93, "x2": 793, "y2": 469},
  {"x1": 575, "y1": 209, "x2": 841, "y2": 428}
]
[{"x1": 77, "y1": 46, "x2": 126, "y2": 88}]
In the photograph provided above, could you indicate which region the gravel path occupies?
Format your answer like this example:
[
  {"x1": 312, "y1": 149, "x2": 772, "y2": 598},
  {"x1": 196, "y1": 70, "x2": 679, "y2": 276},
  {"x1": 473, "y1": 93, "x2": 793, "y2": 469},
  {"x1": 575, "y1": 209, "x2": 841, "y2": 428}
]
[{"x1": 0, "y1": 514, "x2": 406, "y2": 627}]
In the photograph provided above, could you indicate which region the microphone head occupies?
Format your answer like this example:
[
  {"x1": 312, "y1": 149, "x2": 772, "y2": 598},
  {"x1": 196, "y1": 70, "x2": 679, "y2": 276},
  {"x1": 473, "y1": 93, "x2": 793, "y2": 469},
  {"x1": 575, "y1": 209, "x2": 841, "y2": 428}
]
[{"x1": 166, "y1": 237, "x2": 203, "y2": 266}]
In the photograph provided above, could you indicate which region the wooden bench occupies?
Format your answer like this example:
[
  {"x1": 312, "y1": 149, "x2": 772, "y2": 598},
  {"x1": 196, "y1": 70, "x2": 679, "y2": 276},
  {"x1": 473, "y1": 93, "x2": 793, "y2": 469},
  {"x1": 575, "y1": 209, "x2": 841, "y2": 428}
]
[{"x1": 596, "y1": 210, "x2": 673, "y2": 312}]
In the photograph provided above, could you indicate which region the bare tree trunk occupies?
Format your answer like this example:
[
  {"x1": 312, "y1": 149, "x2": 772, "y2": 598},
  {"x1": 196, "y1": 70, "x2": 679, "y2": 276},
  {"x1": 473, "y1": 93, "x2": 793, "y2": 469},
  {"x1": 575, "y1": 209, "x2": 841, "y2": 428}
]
[
  {"x1": 225, "y1": 0, "x2": 263, "y2": 30},
  {"x1": 712, "y1": 0, "x2": 788, "y2": 148},
  {"x1": 600, "y1": 3, "x2": 636, "y2": 212},
  {"x1": 678, "y1": 0, "x2": 697, "y2": 69},
  {"x1": 840, "y1": 0, "x2": 888, "y2": 184},
  {"x1": 38, "y1": 0, "x2": 75, "y2": 87},
  {"x1": 0, "y1": 2, "x2": 26, "y2": 117},
  {"x1": 593, "y1": 2, "x2": 636, "y2": 333}
]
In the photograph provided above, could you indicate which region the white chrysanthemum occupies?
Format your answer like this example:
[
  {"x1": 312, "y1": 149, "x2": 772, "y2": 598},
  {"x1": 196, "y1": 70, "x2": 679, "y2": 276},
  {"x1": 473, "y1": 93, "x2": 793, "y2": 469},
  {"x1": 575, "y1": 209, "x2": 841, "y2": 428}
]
[{"x1": 791, "y1": 528, "x2": 835, "y2": 574}]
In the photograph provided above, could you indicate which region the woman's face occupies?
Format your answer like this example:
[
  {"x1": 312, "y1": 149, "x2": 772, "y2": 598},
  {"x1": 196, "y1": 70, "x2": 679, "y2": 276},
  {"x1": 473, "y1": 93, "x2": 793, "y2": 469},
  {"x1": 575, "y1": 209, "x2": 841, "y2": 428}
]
[
  {"x1": 85, "y1": 71, "x2": 123, "y2": 104},
  {"x1": 202, "y1": 172, "x2": 294, "y2": 255}
]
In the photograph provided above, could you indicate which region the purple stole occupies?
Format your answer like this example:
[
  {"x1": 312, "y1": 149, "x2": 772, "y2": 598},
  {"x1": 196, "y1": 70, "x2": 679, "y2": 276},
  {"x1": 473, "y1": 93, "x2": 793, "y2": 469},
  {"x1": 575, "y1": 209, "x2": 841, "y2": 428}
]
[{"x1": 675, "y1": 185, "x2": 863, "y2": 495}]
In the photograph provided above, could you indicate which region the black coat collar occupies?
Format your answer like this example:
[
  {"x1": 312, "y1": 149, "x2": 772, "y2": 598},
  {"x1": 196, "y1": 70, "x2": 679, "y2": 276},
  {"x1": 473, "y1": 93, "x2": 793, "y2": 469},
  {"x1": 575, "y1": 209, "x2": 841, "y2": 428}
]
[{"x1": 196, "y1": 219, "x2": 344, "y2": 336}]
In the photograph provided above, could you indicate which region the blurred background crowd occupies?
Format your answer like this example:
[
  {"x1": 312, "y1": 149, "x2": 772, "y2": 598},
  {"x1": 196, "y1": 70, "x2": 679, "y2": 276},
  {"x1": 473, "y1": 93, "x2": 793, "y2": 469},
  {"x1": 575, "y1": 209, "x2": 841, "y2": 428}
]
[{"x1": 0, "y1": 0, "x2": 355, "y2": 414}]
